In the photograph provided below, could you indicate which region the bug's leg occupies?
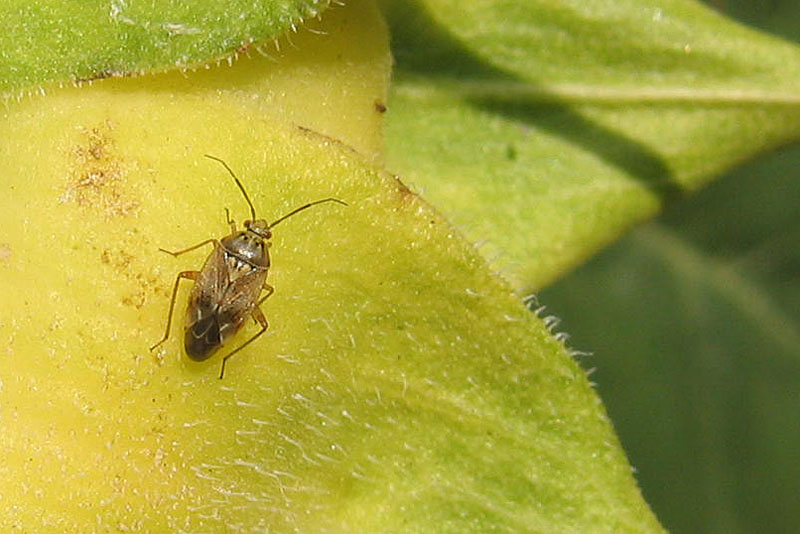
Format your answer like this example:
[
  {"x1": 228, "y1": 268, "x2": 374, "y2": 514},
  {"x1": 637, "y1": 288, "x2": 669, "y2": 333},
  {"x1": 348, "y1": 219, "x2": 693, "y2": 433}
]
[
  {"x1": 150, "y1": 271, "x2": 199, "y2": 351},
  {"x1": 256, "y1": 283, "x2": 275, "y2": 308},
  {"x1": 224, "y1": 208, "x2": 237, "y2": 233},
  {"x1": 219, "y1": 306, "x2": 269, "y2": 379},
  {"x1": 251, "y1": 283, "x2": 275, "y2": 324},
  {"x1": 159, "y1": 239, "x2": 218, "y2": 257}
]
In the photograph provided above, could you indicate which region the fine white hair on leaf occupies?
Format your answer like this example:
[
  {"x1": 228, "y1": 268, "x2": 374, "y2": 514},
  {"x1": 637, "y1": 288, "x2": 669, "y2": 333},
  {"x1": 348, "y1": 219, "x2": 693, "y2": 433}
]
[
  {"x1": 542, "y1": 314, "x2": 561, "y2": 330},
  {"x1": 253, "y1": 44, "x2": 278, "y2": 61},
  {"x1": 523, "y1": 292, "x2": 539, "y2": 308},
  {"x1": 284, "y1": 30, "x2": 298, "y2": 50}
]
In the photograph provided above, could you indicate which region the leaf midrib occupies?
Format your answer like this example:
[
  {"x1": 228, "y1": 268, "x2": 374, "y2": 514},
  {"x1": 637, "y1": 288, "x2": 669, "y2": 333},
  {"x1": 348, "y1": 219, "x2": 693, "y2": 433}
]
[{"x1": 393, "y1": 79, "x2": 800, "y2": 105}]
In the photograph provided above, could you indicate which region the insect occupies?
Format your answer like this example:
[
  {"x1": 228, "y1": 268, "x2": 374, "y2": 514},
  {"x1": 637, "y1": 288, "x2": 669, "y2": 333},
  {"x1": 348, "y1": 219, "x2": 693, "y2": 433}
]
[{"x1": 150, "y1": 155, "x2": 347, "y2": 379}]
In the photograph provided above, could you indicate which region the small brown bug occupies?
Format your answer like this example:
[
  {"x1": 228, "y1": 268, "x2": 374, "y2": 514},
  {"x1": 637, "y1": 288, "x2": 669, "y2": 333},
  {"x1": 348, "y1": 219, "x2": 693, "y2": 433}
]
[{"x1": 150, "y1": 155, "x2": 347, "y2": 378}]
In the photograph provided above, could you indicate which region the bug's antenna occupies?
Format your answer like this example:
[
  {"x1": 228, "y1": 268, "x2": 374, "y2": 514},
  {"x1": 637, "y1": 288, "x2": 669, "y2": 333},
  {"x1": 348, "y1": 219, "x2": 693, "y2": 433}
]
[
  {"x1": 269, "y1": 198, "x2": 348, "y2": 229},
  {"x1": 204, "y1": 155, "x2": 257, "y2": 221}
]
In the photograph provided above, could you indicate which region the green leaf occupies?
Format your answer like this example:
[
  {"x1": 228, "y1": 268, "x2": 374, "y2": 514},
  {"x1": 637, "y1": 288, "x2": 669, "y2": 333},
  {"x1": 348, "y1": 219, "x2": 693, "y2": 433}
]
[
  {"x1": 0, "y1": 0, "x2": 330, "y2": 97},
  {"x1": 380, "y1": 0, "x2": 800, "y2": 292},
  {"x1": 540, "y1": 144, "x2": 800, "y2": 532}
]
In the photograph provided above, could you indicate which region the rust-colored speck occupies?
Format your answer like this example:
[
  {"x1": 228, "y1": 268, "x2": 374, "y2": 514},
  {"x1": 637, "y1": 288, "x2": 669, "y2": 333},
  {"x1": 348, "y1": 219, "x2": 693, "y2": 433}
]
[
  {"x1": 234, "y1": 40, "x2": 254, "y2": 56},
  {"x1": 101, "y1": 247, "x2": 154, "y2": 309},
  {"x1": 374, "y1": 100, "x2": 387, "y2": 113},
  {"x1": 101, "y1": 248, "x2": 134, "y2": 270},
  {"x1": 121, "y1": 291, "x2": 147, "y2": 309},
  {"x1": 61, "y1": 123, "x2": 139, "y2": 217},
  {"x1": 392, "y1": 176, "x2": 416, "y2": 208}
]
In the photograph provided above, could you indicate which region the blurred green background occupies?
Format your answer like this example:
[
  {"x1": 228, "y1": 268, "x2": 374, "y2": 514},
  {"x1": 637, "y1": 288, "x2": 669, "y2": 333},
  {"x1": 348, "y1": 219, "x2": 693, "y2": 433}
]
[{"x1": 540, "y1": 2, "x2": 800, "y2": 532}]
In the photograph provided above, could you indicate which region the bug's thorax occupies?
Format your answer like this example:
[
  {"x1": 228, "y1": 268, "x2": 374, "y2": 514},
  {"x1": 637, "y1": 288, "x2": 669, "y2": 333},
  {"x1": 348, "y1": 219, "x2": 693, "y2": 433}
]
[{"x1": 220, "y1": 218, "x2": 272, "y2": 270}]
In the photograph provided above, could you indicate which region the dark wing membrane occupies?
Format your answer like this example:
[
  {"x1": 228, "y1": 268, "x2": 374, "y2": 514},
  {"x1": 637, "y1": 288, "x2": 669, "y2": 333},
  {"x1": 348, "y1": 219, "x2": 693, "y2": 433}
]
[{"x1": 185, "y1": 314, "x2": 222, "y2": 361}]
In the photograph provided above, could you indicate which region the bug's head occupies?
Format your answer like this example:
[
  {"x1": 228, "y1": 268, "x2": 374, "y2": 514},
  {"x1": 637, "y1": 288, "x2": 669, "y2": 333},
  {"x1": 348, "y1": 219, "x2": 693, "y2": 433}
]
[{"x1": 245, "y1": 219, "x2": 272, "y2": 242}]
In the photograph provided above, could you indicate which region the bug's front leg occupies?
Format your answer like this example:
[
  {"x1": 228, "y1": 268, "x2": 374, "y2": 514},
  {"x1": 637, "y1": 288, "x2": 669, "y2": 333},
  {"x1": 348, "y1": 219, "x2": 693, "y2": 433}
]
[
  {"x1": 150, "y1": 271, "x2": 199, "y2": 352},
  {"x1": 219, "y1": 306, "x2": 269, "y2": 379}
]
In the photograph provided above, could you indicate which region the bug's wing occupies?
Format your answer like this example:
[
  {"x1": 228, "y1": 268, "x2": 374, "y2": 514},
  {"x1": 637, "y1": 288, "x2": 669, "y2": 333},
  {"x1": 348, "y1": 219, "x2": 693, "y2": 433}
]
[
  {"x1": 186, "y1": 246, "x2": 228, "y2": 324},
  {"x1": 184, "y1": 245, "x2": 230, "y2": 360},
  {"x1": 189, "y1": 245, "x2": 230, "y2": 318},
  {"x1": 218, "y1": 269, "x2": 269, "y2": 335}
]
